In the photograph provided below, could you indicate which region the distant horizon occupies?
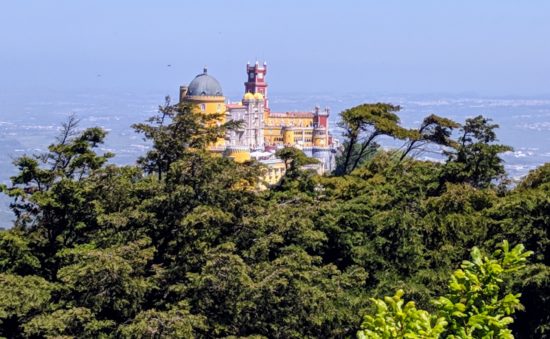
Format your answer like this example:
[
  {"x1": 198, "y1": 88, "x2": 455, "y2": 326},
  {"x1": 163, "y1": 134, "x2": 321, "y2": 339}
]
[{"x1": 2, "y1": 85, "x2": 550, "y2": 101}]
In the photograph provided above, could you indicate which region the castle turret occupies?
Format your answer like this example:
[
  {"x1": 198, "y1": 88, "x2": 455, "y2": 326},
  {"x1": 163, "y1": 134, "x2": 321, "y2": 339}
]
[
  {"x1": 225, "y1": 146, "x2": 251, "y2": 163},
  {"x1": 282, "y1": 126, "x2": 295, "y2": 145},
  {"x1": 244, "y1": 61, "x2": 269, "y2": 109},
  {"x1": 240, "y1": 90, "x2": 265, "y2": 149},
  {"x1": 313, "y1": 127, "x2": 327, "y2": 147},
  {"x1": 180, "y1": 67, "x2": 226, "y2": 150},
  {"x1": 313, "y1": 106, "x2": 330, "y2": 129},
  {"x1": 312, "y1": 145, "x2": 333, "y2": 172},
  {"x1": 179, "y1": 86, "x2": 188, "y2": 102}
]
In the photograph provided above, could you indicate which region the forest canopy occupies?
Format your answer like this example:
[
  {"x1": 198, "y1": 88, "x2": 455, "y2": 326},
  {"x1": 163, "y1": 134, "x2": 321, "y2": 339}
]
[{"x1": 0, "y1": 101, "x2": 548, "y2": 338}]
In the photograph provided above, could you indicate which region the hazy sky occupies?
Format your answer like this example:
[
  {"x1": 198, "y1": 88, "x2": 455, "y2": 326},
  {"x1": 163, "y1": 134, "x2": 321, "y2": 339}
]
[{"x1": 1, "y1": 0, "x2": 549, "y2": 96}]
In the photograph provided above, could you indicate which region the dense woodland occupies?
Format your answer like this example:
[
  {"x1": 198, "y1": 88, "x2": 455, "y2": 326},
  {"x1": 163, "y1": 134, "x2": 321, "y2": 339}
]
[{"x1": 0, "y1": 100, "x2": 548, "y2": 338}]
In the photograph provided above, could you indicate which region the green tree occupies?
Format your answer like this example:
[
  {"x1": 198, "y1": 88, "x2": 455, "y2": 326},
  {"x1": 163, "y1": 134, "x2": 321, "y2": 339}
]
[
  {"x1": 56, "y1": 240, "x2": 154, "y2": 321},
  {"x1": 1, "y1": 100, "x2": 547, "y2": 338},
  {"x1": 4, "y1": 116, "x2": 113, "y2": 279},
  {"x1": 133, "y1": 97, "x2": 242, "y2": 179},
  {"x1": 0, "y1": 230, "x2": 40, "y2": 275},
  {"x1": 275, "y1": 146, "x2": 318, "y2": 173},
  {"x1": 517, "y1": 162, "x2": 550, "y2": 190},
  {"x1": 358, "y1": 289, "x2": 447, "y2": 339},
  {"x1": 442, "y1": 115, "x2": 512, "y2": 188},
  {"x1": 335, "y1": 103, "x2": 409, "y2": 175},
  {"x1": 274, "y1": 146, "x2": 319, "y2": 192},
  {"x1": 358, "y1": 241, "x2": 532, "y2": 338},
  {"x1": 118, "y1": 302, "x2": 206, "y2": 338},
  {"x1": 0, "y1": 274, "x2": 55, "y2": 337},
  {"x1": 24, "y1": 307, "x2": 114, "y2": 338},
  {"x1": 485, "y1": 164, "x2": 550, "y2": 337},
  {"x1": 399, "y1": 114, "x2": 460, "y2": 162}
]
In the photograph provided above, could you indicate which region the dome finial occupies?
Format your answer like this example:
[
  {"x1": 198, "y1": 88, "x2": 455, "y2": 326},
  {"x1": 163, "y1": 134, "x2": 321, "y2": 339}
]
[{"x1": 203, "y1": 66, "x2": 208, "y2": 74}]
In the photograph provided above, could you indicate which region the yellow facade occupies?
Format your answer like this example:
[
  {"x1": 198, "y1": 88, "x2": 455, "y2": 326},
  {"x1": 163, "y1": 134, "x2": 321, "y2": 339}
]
[
  {"x1": 225, "y1": 146, "x2": 251, "y2": 163},
  {"x1": 260, "y1": 160, "x2": 286, "y2": 186},
  {"x1": 282, "y1": 128, "x2": 295, "y2": 145},
  {"x1": 313, "y1": 135, "x2": 325, "y2": 146},
  {"x1": 264, "y1": 115, "x2": 314, "y2": 128},
  {"x1": 313, "y1": 128, "x2": 327, "y2": 146},
  {"x1": 265, "y1": 127, "x2": 315, "y2": 146},
  {"x1": 262, "y1": 112, "x2": 320, "y2": 147},
  {"x1": 184, "y1": 96, "x2": 225, "y2": 116},
  {"x1": 182, "y1": 96, "x2": 227, "y2": 149}
]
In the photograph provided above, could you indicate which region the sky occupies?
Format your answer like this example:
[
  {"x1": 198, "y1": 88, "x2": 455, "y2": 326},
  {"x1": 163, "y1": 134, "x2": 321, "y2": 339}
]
[{"x1": 0, "y1": 0, "x2": 549, "y2": 97}]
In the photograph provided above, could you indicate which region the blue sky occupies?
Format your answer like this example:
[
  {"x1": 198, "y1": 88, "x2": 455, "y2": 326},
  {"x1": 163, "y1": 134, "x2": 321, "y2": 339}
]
[{"x1": 0, "y1": 0, "x2": 549, "y2": 96}]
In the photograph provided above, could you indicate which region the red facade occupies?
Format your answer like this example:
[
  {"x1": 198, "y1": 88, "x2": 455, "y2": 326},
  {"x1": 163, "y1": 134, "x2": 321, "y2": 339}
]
[{"x1": 244, "y1": 62, "x2": 269, "y2": 108}]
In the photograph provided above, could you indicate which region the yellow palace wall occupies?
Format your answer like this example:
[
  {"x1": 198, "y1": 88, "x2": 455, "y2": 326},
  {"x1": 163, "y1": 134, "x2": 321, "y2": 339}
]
[
  {"x1": 263, "y1": 113, "x2": 317, "y2": 146},
  {"x1": 183, "y1": 95, "x2": 227, "y2": 148},
  {"x1": 264, "y1": 127, "x2": 315, "y2": 146}
]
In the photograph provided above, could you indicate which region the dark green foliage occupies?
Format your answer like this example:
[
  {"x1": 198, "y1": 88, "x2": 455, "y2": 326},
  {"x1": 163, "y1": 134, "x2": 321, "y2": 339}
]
[
  {"x1": 133, "y1": 97, "x2": 242, "y2": 180},
  {"x1": 518, "y1": 162, "x2": 550, "y2": 190},
  {"x1": 0, "y1": 274, "x2": 55, "y2": 336},
  {"x1": 335, "y1": 103, "x2": 408, "y2": 175},
  {"x1": 275, "y1": 147, "x2": 319, "y2": 191},
  {"x1": 442, "y1": 115, "x2": 512, "y2": 188},
  {"x1": 0, "y1": 231, "x2": 40, "y2": 274},
  {"x1": 56, "y1": 241, "x2": 153, "y2": 321},
  {"x1": 275, "y1": 146, "x2": 319, "y2": 173},
  {"x1": 118, "y1": 302, "x2": 206, "y2": 338},
  {"x1": 0, "y1": 103, "x2": 547, "y2": 338},
  {"x1": 24, "y1": 307, "x2": 115, "y2": 338},
  {"x1": 399, "y1": 114, "x2": 460, "y2": 161}
]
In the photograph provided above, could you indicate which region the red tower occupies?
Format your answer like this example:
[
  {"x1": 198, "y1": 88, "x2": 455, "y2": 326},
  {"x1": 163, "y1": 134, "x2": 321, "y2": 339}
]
[{"x1": 244, "y1": 61, "x2": 269, "y2": 109}]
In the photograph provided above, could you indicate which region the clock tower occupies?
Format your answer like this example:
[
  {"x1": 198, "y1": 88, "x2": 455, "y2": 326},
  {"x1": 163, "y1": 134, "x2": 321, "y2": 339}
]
[{"x1": 244, "y1": 61, "x2": 269, "y2": 109}]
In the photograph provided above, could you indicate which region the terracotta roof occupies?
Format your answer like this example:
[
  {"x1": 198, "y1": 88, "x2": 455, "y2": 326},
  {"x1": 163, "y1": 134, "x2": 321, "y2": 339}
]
[
  {"x1": 269, "y1": 111, "x2": 314, "y2": 118},
  {"x1": 226, "y1": 104, "x2": 244, "y2": 109}
]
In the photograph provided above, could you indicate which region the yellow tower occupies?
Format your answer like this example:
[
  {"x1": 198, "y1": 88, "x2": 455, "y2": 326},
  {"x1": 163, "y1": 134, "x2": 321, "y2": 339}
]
[
  {"x1": 180, "y1": 68, "x2": 226, "y2": 149},
  {"x1": 313, "y1": 127, "x2": 327, "y2": 147},
  {"x1": 225, "y1": 146, "x2": 251, "y2": 163},
  {"x1": 282, "y1": 126, "x2": 295, "y2": 145}
]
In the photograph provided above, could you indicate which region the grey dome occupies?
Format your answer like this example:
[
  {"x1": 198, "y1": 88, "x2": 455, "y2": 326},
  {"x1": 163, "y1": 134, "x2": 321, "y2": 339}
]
[{"x1": 187, "y1": 68, "x2": 223, "y2": 96}]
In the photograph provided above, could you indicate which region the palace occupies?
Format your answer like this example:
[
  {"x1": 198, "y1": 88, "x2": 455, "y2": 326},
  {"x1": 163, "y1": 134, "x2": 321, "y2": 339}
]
[{"x1": 179, "y1": 62, "x2": 336, "y2": 185}]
